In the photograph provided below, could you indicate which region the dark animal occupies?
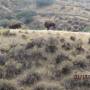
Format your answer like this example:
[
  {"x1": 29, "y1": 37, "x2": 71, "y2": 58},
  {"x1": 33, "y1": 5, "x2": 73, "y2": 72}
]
[
  {"x1": 44, "y1": 21, "x2": 56, "y2": 30},
  {"x1": 9, "y1": 23, "x2": 22, "y2": 29}
]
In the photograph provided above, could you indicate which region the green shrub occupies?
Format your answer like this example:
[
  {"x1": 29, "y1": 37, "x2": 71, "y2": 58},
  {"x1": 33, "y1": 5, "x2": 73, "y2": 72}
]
[
  {"x1": 36, "y1": 0, "x2": 55, "y2": 7},
  {"x1": 0, "y1": 19, "x2": 9, "y2": 28},
  {"x1": 16, "y1": 10, "x2": 37, "y2": 24},
  {"x1": 82, "y1": 26, "x2": 90, "y2": 32}
]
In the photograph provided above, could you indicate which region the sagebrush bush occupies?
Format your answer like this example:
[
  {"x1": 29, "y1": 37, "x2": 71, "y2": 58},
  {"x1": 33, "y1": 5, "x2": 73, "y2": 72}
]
[
  {"x1": 1, "y1": 30, "x2": 9, "y2": 36},
  {"x1": 61, "y1": 66, "x2": 71, "y2": 75},
  {"x1": 4, "y1": 61, "x2": 23, "y2": 79},
  {"x1": 52, "y1": 62, "x2": 72, "y2": 80},
  {"x1": 70, "y1": 36, "x2": 76, "y2": 41},
  {"x1": 25, "y1": 42, "x2": 35, "y2": 49},
  {"x1": 33, "y1": 82, "x2": 60, "y2": 90},
  {"x1": 62, "y1": 42, "x2": 73, "y2": 51},
  {"x1": 64, "y1": 78, "x2": 90, "y2": 90},
  {"x1": 26, "y1": 37, "x2": 48, "y2": 49},
  {"x1": 73, "y1": 60, "x2": 87, "y2": 70},
  {"x1": 20, "y1": 72, "x2": 41, "y2": 86},
  {"x1": 34, "y1": 86, "x2": 45, "y2": 90},
  {"x1": 31, "y1": 38, "x2": 46, "y2": 48},
  {"x1": 9, "y1": 47, "x2": 26, "y2": 61},
  {"x1": 45, "y1": 45, "x2": 57, "y2": 53},
  {"x1": 0, "y1": 81, "x2": 17, "y2": 90},
  {"x1": 2, "y1": 30, "x2": 16, "y2": 37},
  {"x1": 60, "y1": 38, "x2": 65, "y2": 43},
  {"x1": 34, "y1": 86, "x2": 60, "y2": 90},
  {"x1": 47, "y1": 37, "x2": 58, "y2": 45},
  {"x1": 0, "y1": 53, "x2": 7, "y2": 66},
  {"x1": 86, "y1": 55, "x2": 90, "y2": 59},
  {"x1": 0, "y1": 67, "x2": 4, "y2": 79},
  {"x1": 21, "y1": 34, "x2": 27, "y2": 39},
  {"x1": 88, "y1": 38, "x2": 90, "y2": 44},
  {"x1": 55, "y1": 53, "x2": 70, "y2": 64},
  {"x1": 53, "y1": 69, "x2": 61, "y2": 80},
  {"x1": 75, "y1": 45, "x2": 85, "y2": 54},
  {"x1": 9, "y1": 46, "x2": 45, "y2": 61}
]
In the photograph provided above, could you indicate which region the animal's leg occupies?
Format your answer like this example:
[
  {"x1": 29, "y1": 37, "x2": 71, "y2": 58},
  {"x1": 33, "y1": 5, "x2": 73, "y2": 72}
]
[{"x1": 47, "y1": 27, "x2": 50, "y2": 30}]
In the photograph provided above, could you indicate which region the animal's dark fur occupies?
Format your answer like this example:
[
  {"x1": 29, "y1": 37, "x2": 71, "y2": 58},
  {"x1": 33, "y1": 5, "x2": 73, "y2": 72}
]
[
  {"x1": 44, "y1": 21, "x2": 56, "y2": 30},
  {"x1": 9, "y1": 23, "x2": 22, "y2": 29}
]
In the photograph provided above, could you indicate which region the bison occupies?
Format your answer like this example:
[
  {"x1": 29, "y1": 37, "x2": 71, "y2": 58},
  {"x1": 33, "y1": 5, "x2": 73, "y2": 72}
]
[
  {"x1": 8, "y1": 23, "x2": 22, "y2": 29},
  {"x1": 44, "y1": 21, "x2": 56, "y2": 30}
]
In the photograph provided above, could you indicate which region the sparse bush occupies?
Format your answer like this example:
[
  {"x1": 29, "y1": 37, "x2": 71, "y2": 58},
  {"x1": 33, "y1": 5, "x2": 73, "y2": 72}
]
[
  {"x1": 45, "y1": 37, "x2": 58, "y2": 53},
  {"x1": 47, "y1": 37, "x2": 58, "y2": 45},
  {"x1": 1, "y1": 30, "x2": 10, "y2": 36},
  {"x1": 4, "y1": 61, "x2": 23, "y2": 79},
  {"x1": 32, "y1": 38, "x2": 46, "y2": 48},
  {"x1": 10, "y1": 43, "x2": 17, "y2": 48},
  {"x1": 0, "y1": 46, "x2": 11, "y2": 53},
  {"x1": 45, "y1": 45, "x2": 57, "y2": 53},
  {"x1": 2, "y1": 30, "x2": 16, "y2": 37},
  {"x1": 28, "y1": 51, "x2": 47, "y2": 62},
  {"x1": 0, "y1": 53, "x2": 7, "y2": 66},
  {"x1": 61, "y1": 66, "x2": 71, "y2": 75},
  {"x1": 60, "y1": 38, "x2": 65, "y2": 43},
  {"x1": 75, "y1": 45, "x2": 85, "y2": 54},
  {"x1": 0, "y1": 81, "x2": 17, "y2": 90},
  {"x1": 33, "y1": 83, "x2": 60, "y2": 90},
  {"x1": 9, "y1": 32, "x2": 16, "y2": 36},
  {"x1": 55, "y1": 54, "x2": 70, "y2": 64},
  {"x1": 25, "y1": 38, "x2": 45, "y2": 49},
  {"x1": 9, "y1": 47, "x2": 46, "y2": 69},
  {"x1": 0, "y1": 67, "x2": 4, "y2": 79},
  {"x1": 62, "y1": 42, "x2": 73, "y2": 50},
  {"x1": 86, "y1": 55, "x2": 90, "y2": 59},
  {"x1": 52, "y1": 63, "x2": 72, "y2": 80},
  {"x1": 9, "y1": 47, "x2": 26, "y2": 61},
  {"x1": 53, "y1": 69, "x2": 61, "y2": 80},
  {"x1": 73, "y1": 60, "x2": 87, "y2": 70},
  {"x1": 34, "y1": 86, "x2": 45, "y2": 90},
  {"x1": 88, "y1": 38, "x2": 90, "y2": 44},
  {"x1": 34, "y1": 86, "x2": 60, "y2": 90},
  {"x1": 25, "y1": 41, "x2": 35, "y2": 49},
  {"x1": 21, "y1": 34, "x2": 27, "y2": 39},
  {"x1": 70, "y1": 36, "x2": 76, "y2": 41},
  {"x1": 20, "y1": 73, "x2": 41, "y2": 86}
]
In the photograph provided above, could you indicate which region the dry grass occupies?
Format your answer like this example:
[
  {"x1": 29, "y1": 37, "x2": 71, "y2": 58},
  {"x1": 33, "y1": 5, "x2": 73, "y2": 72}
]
[{"x1": 0, "y1": 29, "x2": 90, "y2": 90}]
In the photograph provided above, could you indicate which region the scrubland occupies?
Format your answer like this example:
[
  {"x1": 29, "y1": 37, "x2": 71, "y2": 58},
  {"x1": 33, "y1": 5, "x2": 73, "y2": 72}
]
[{"x1": 0, "y1": 29, "x2": 90, "y2": 90}]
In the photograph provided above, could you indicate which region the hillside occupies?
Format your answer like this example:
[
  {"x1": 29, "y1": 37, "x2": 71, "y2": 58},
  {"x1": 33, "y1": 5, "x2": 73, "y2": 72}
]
[
  {"x1": 0, "y1": 29, "x2": 90, "y2": 90},
  {"x1": 0, "y1": 0, "x2": 90, "y2": 31}
]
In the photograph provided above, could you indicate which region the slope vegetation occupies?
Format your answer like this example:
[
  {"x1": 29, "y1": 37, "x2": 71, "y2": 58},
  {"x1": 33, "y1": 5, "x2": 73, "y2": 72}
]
[{"x1": 0, "y1": 29, "x2": 90, "y2": 90}]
